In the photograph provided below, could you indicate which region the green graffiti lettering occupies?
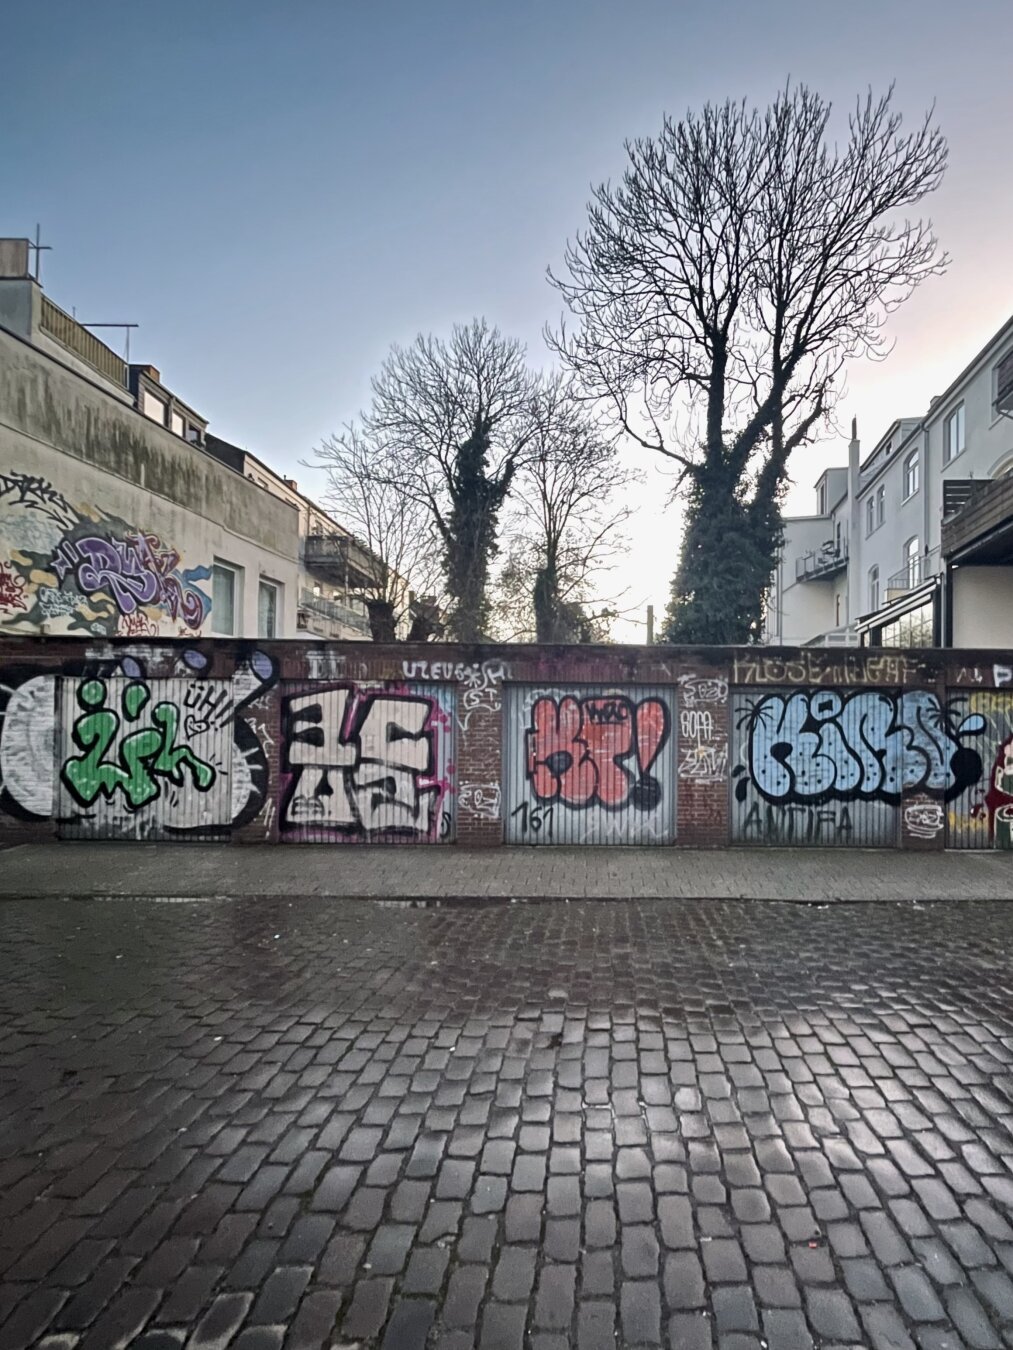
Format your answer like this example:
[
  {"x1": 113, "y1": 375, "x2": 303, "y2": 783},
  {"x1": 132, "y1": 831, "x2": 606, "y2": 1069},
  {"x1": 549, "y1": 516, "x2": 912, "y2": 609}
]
[
  {"x1": 150, "y1": 702, "x2": 216, "y2": 790},
  {"x1": 61, "y1": 679, "x2": 217, "y2": 811}
]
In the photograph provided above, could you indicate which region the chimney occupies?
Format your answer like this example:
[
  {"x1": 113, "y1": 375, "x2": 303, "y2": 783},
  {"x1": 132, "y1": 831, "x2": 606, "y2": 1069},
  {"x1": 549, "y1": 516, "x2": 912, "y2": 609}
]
[
  {"x1": 0, "y1": 239, "x2": 31, "y2": 279},
  {"x1": 284, "y1": 477, "x2": 299, "y2": 492}
]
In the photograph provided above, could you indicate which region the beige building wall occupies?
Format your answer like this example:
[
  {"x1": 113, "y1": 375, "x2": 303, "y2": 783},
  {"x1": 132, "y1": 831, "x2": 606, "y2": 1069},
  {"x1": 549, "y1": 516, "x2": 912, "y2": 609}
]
[
  {"x1": 952, "y1": 569, "x2": 1013, "y2": 648},
  {"x1": 0, "y1": 325, "x2": 300, "y2": 640}
]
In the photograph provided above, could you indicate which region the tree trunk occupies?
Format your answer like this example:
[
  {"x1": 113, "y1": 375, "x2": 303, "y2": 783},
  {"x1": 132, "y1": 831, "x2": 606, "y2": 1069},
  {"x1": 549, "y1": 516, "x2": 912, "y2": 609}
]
[
  {"x1": 664, "y1": 465, "x2": 782, "y2": 644},
  {"x1": 366, "y1": 598, "x2": 397, "y2": 642},
  {"x1": 533, "y1": 565, "x2": 558, "y2": 642}
]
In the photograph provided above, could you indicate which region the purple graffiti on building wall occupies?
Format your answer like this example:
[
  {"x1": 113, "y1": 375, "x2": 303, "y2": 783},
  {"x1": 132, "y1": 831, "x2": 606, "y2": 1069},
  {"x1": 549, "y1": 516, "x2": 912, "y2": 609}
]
[{"x1": 52, "y1": 532, "x2": 211, "y2": 632}]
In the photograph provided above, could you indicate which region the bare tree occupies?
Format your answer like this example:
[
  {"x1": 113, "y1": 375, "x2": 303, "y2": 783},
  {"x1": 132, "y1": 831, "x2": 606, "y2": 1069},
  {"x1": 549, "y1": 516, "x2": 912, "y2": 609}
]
[
  {"x1": 549, "y1": 84, "x2": 947, "y2": 642},
  {"x1": 364, "y1": 319, "x2": 536, "y2": 642},
  {"x1": 494, "y1": 375, "x2": 636, "y2": 642},
  {"x1": 314, "y1": 424, "x2": 444, "y2": 641}
]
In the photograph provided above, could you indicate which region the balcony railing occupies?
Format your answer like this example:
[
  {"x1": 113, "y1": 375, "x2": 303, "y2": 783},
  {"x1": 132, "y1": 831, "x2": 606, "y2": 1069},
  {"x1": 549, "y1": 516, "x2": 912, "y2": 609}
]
[
  {"x1": 942, "y1": 479, "x2": 979, "y2": 520},
  {"x1": 803, "y1": 624, "x2": 860, "y2": 648},
  {"x1": 303, "y1": 532, "x2": 384, "y2": 588},
  {"x1": 886, "y1": 546, "x2": 941, "y2": 597},
  {"x1": 796, "y1": 538, "x2": 849, "y2": 582},
  {"x1": 40, "y1": 295, "x2": 128, "y2": 387},
  {"x1": 297, "y1": 587, "x2": 371, "y2": 634}
]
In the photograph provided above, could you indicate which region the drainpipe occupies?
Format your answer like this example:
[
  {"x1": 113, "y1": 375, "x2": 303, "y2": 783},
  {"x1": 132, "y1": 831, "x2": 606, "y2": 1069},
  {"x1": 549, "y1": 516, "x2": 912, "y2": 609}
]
[{"x1": 847, "y1": 418, "x2": 861, "y2": 634}]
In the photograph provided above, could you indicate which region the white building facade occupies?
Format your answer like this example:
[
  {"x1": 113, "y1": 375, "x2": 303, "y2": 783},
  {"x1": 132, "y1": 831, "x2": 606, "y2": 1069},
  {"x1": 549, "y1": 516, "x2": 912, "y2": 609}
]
[{"x1": 767, "y1": 315, "x2": 1013, "y2": 648}]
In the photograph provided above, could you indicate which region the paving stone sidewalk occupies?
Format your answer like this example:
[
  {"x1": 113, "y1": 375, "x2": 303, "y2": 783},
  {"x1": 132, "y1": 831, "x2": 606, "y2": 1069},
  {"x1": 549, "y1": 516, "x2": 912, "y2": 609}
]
[
  {"x1": 4, "y1": 895, "x2": 1013, "y2": 1348},
  {"x1": 1, "y1": 841, "x2": 1012, "y2": 902}
]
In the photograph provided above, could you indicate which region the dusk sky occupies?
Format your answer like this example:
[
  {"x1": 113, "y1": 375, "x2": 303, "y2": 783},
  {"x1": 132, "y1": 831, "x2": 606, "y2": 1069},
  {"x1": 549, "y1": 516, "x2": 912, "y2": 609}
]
[{"x1": 4, "y1": 0, "x2": 1012, "y2": 636}]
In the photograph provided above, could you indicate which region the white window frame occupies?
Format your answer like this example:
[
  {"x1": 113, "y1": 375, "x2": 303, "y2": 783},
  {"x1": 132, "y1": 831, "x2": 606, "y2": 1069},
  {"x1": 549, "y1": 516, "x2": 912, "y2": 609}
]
[
  {"x1": 944, "y1": 403, "x2": 966, "y2": 465},
  {"x1": 868, "y1": 566, "x2": 880, "y2": 613},
  {"x1": 902, "y1": 448, "x2": 920, "y2": 501},
  {"x1": 141, "y1": 389, "x2": 167, "y2": 425},
  {"x1": 876, "y1": 484, "x2": 885, "y2": 527},
  {"x1": 258, "y1": 578, "x2": 281, "y2": 639},
  {"x1": 866, "y1": 497, "x2": 875, "y2": 536},
  {"x1": 170, "y1": 409, "x2": 184, "y2": 437},
  {"x1": 211, "y1": 559, "x2": 241, "y2": 636},
  {"x1": 904, "y1": 536, "x2": 921, "y2": 587}
]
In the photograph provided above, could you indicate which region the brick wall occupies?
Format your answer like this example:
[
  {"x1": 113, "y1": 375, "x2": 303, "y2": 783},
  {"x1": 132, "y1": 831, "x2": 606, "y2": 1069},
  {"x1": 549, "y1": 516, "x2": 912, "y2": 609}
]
[{"x1": 1, "y1": 636, "x2": 1011, "y2": 850}]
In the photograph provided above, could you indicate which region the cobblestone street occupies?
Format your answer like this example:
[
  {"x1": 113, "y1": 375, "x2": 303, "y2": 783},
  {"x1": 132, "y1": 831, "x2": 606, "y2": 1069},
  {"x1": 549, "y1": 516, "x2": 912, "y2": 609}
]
[{"x1": 4, "y1": 896, "x2": 1013, "y2": 1350}]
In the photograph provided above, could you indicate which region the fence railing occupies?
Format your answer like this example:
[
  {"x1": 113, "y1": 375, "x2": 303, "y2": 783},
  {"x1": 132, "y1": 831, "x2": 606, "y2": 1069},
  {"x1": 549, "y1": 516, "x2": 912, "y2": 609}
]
[
  {"x1": 886, "y1": 546, "x2": 941, "y2": 595},
  {"x1": 40, "y1": 296, "x2": 128, "y2": 387},
  {"x1": 795, "y1": 538, "x2": 848, "y2": 582}
]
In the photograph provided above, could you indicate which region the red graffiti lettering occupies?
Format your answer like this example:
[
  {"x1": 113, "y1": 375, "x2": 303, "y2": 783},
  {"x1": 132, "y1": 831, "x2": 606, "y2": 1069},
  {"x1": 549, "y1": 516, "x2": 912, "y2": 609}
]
[
  {"x1": 526, "y1": 695, "x2": 669, "y2": 811},
  {"x1": 0, "y1": 560, "x2": 27, "y2": 612}
]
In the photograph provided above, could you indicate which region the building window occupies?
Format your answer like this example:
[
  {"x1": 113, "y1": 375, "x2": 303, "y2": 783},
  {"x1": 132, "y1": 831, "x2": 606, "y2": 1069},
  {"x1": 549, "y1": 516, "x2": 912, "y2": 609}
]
[
  {"x1": 212, "y1": 560, "x2": 240, "y2": 635},
  {"x1": 903, "y1": 449, "x2": 920, "y2": 500},
  {"x1": 141, "y1": 389, "x2": 167, "y2": 425},
  {"x1": 868, "y1": 566, "x2": 880, "y2": 612},
  {"x1": 944, "y1": 403, "x2": 966, "y2": 464},
  {"x1": 881, "y1": 599, "x2": 934, "y2": 648},
  {"x1": 866, "y1": 497, "x2": 875, "y2": 536},
  {"x1": 170, "y1": 410, "x2": 184, "y2": 437},
  {"x1": 876, "y1": 484, "x2": 885, "y2": 526},
  {"x1": 817, "y1": 482, "x2": 826, "y2": 515},
  {"x1": 904, "y1": 536, "x2": 921, "y2": 587},
  {"x1": 994, "y1": 349, "x2": 1013, "y2": 417},
  {"x1": 258, "y1": 579, "x2": 279, "y2": 639}
]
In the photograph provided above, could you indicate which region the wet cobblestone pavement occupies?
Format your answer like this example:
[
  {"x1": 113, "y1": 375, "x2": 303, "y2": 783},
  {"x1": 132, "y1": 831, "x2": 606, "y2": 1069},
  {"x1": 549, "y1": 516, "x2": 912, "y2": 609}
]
[{"x1": 4, "y1": 897, "x2": 1013, "y2": 1349}]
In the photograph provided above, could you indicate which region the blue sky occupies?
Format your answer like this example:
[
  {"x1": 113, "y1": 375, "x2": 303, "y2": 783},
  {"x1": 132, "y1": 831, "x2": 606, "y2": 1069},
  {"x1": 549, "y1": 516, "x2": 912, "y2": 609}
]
[{"x1": 4, "y1": 0, "x2": 1013, "y2": 632}]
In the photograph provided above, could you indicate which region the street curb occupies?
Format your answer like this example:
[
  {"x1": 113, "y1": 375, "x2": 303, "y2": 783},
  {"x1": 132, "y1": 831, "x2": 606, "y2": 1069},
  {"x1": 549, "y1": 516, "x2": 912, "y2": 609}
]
[{"x1": 2, "y1": 891, "x2": 1011, "y2": 907}]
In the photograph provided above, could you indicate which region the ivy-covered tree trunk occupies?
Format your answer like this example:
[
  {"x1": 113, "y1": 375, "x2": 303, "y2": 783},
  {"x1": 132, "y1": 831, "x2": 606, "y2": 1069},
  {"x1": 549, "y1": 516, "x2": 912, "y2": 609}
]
[
  {"x1": 664, "y1": 464, "x2": 783, "y2": 644},
  {"x1": 443, "y1": 420, "x2": 513, "y2": 643}
]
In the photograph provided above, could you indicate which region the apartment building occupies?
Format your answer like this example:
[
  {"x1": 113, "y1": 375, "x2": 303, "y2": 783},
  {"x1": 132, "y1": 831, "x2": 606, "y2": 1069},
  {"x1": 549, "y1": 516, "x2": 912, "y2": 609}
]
[
  {"x1": 0, "y1": 237, "x2": 389, "y2": 643},
  {"x1": 767, "y1": 314, "x2": 1013, "y2": 648},
  {"x1": 204, "y1": 436, "x2": 378, "y2": 640}
]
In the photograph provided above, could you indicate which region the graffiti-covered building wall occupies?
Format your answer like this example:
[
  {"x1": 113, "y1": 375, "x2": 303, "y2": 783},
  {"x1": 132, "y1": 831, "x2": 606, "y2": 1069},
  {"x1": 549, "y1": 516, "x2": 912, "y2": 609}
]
[
  {"x1": 3, "y1": 636, "x2": 1012, "y2": 852},
  {"x1": 0, "y1": 311, "x2": 300, "y2": 640}
]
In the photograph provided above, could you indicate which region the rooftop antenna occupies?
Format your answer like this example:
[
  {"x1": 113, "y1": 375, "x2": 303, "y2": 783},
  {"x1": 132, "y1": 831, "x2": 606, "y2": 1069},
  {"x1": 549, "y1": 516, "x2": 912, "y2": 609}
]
[
  {"x1": 78, "y1": 322, "x2": 140, "y2": 362},
  {"x1": 28, "y1": 223, "x2": 51, "y2": 283}
]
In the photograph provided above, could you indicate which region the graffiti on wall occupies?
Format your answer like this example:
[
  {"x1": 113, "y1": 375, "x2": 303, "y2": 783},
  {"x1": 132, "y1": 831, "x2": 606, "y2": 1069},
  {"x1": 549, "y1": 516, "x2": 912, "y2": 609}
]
[
  {"x1": 0, "y1": 471, "x2": 211, "y2": 636},
  {"x1": 280, "y1": 682, "x2": 456, "y2": 841},
  {"x1": 52, "y1": 534, "x2": 211, "y2": 632},
  {"x1": 503, "y1": 685, "x2": 676, "y2": 844},
  {"x1": 903, "y1": 800, "x2": 945, "y2": 840},
  {"x1": 677, "y1": 674, "x2": 728, "y2": 783},
  {"x1": 0, "y1": 649, "x2": 276, "y2": 838},
  {"x1": 527, "y1": 694, "x2": 670, "y2": 810},
  {"x1": 733, "y1": 651, "x2": 923, "y2": 688},
  {"x1": 459, "y1": 781, "x2": 501, "y2": 821},
  {"x1": 731, "y1": 687, "x2": 996, "y2": 847},
  {"x1": 0, "y1": 560, "x2": 28, "y2": 612},
  {"x1": 733, "y1": 690, "x2": 985, "y2": 806},
  {"x1": 61, "y1": 678, "x2": 217, "y2": 811},
  {"x1": 402, "y1": 658, "x2": 510, "y2": 732},
  {"x1": 944, "y1": 692, "x2": 1013, "y2": 849}
]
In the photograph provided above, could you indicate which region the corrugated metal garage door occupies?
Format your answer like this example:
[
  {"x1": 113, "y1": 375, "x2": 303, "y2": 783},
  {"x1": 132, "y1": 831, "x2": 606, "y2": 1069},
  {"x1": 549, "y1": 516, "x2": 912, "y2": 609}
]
[
  {"x1": 947, "y1": 690, "x2": 1013, "y2": 849},
  {"x1": 730, "y1": 687, "x2": 901, "y2": 847},
  {"x1": 503, "y1": 684, "x2": 676, "y2": 845},
  {"x1": 57, "y1": 674, "x2": 234, "y2": 840},
  {"x1": 278, "y1": 681, "x2": 456, "y2": 843}
]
